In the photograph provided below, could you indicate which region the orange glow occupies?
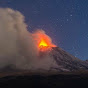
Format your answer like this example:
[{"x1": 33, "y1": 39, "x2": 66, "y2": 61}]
[
  {"x1": 39, "y1": 39, "x2": 48, "y2": 47},
  {"x1": 39, "y1": 39, "x2": 50, "y2": 51},
  {"x1": 32, "y1": 30, "x2": 56, "y2": 51},
  {"x1": 38, "y1": 33, "x2": 56, "y2": 51}
]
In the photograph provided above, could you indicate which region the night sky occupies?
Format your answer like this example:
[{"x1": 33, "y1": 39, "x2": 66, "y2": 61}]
[{"x1": 0, "y1": 0, "x2": 88, "y2": 60}]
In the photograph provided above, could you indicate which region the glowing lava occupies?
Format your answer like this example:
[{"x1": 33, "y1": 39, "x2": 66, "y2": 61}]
[
  {"x1": 32, "y1": 30, "x2": 56, "y2": 51},
  {"x1": 38, "y1": 36, "x2": 56, "y2": 51},
  {"x1": 38, "y1": 39, "x2": 50, "y2": 51},
  {"x1": 39, "y1": 39, "x2": 48, "y2": 47}
]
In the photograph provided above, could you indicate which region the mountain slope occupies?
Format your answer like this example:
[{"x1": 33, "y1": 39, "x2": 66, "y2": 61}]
[
  {"x1": 0, "y1": 47, "x2": 88, "y2": 73},
  {"x1": 49, "y1": 47, "x2": 88, "y2": 71}
]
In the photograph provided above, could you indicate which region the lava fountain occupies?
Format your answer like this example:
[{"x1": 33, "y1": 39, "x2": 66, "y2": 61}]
[{"x1": 32, "y1": 30, "x2": 56, "y2": 52}]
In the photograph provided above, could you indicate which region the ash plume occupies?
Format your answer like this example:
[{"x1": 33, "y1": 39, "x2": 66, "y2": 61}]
[
  {"x1": 0, "y1": 8, "x2": 39, "y2": 69},
  {"x1": 0, "y1": 8, "x2": 55, "y2": 70}
]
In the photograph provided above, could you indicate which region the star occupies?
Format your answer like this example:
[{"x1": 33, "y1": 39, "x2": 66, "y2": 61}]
[
  {"x1": 66, "y1": 19, "x2": 69, "y2": 21},
  {"x1": 70, "y1": 14, "x2": 73, "y2": 17}
]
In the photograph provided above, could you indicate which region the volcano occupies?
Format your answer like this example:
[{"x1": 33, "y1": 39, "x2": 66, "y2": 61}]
[
  {"x1": 50, "y1": 47, "x2": 88, "y2": 72},
  {"x1": 0, "y1": 46, "x2": 88, "y2": 88},
  {"x1": 1, "y1": 46, "x2": 88, "y2": 74},
  {"x1": 28, "y1": 46, "x2": 88, "y2": 73}
]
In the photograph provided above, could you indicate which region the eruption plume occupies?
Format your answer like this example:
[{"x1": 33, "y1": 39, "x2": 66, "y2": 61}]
[
  {"x1": 0, "y1": 8, "x2": 56, "y2": 70},
  {"x1": 0, "y1": 8, "x2": 38, "y2": 69},
  {"x1": 32, "y1": 30, "x2": 56, "y2": 51}
]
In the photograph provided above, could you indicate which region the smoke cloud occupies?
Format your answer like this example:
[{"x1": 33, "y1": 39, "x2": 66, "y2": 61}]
[
  {"x1": 0, "y1": 8, "x2": 56, "y2": 71},
  {"x1": 0, "y1": 8, "x2": 39, "y2": 69}
]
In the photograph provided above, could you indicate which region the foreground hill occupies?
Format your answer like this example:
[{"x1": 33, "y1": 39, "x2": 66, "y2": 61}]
[{"x1": 0, "y1": 72, "x2": 88, "y2": 88}]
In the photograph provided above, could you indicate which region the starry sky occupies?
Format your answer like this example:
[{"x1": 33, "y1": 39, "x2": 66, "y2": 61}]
[{"x1": 0, "y1": 0, "x2": 88, "y2": 60}]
